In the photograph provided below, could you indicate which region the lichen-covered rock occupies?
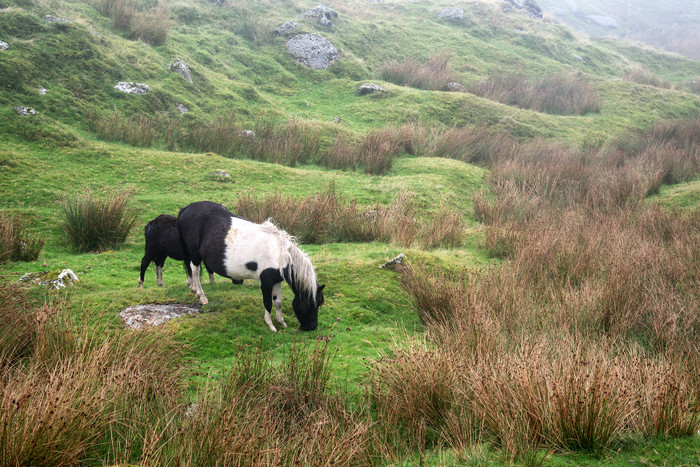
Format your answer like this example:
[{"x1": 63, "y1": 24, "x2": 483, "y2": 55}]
[
  {"x1": 114, "y1": 82, "x2": 152, "y2": 94},
  {"x1": 19, "y1": 269, "x2": 79, "y2": 290},
  {"x1": 273, "y1": 20, "x2": 300, "y2": 37},
  {"x1": 38, "y1": 87, "x2": 48, "y2": 95},
  {"x1": 358, "y1": 82, "x2": 386, "y2": 95},
  {"x1": 446, "y1": 82, "x2": 466, "y2": 92},
  {"x1": 522, "y1": 0, "x2": 543, "y2": 19},
  {"x1": 176, "y1": 103, "x2": 188, "y2": 114},
  {"x1": 44, "y1": 15, "x2": 71, "y2": 23},
  {"x1": 438, "y1": 7, "x2": 464, "y2": 22},
  {"x1": 120, "y1": 303, "x2": 201, "y2": 330},
  {"x1": 285, "y1": 33, "x2": 339, "y2": 70},
  {"x1": 211, "y1": 170, "x2": 231, "y2": 178},
  {"x1": 0, "y1": 40, "x2": 8, "y2": 51},
  {"x1": 167, "y1": 58, "x2": 192, "y2": 83},
  {"x1": 299, "y1": 4, "x2": 338, "y2": 21},
  {"x1": 240, "y1": 129, "x2": 256, "y2": 139},
  {"x1": 379, "y1": 253, "x2": 406, "y2": 270},
  {"x1": 13, "y1": 106, "x2": 36, "y2": 116}
]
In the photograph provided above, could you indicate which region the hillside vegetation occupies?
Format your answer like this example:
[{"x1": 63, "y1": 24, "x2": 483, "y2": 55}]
[{"x1": 1, "y1": 0, "x2": 699, "y2": 465}]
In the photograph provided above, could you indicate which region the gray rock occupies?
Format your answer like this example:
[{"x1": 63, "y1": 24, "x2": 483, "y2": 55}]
[
  {"x1": 317, "y1": 15, "x2": 333, "y2": 28},
  {"x1": 120, "y1": 303, "x2": 201, "y2": 330},
  {"x1": 240, "y1": 129, "x2": 256, "y2": 139},
  {"x1": 211, "y1": 170, "x2": 231, "y2": 178},
  {"x1": 438, "y1": 7, "x2": 464, "y2": 22},
  {"x1": 446, "y1": 82, "x2": 466, "y2": 92},
  {"x1": 358, "y1": 82, "x2": 386, "y2": 95},
  {"x1": 379, "y1": 253, "x2": 406, "y2": 270},
  {"x1": 522, "y1": 0, "x2": 543, "y2": 19},
  {"x1": 114, "y1": 81, "x2": 152, "y2": 94},
  {"x1": 13, "y1": 106, "x2": 36, "y2": 116},
  {"x1": 299, "y1": 4, "x2": 338, "y2": 21},
  {"x1": 38, "y1": 87, "x2": 48, "y2": 95},
  {"x1": 167, "y1": 58, "x2": 192, "y2": 83},
  {"x1": 285, "y1": 33, "x2": 339, "y2": 70},
  {"x1": 273, "y1": 20, "x2": 300, "y2": 37},
  {"x1": 0, "y1": 40, "x2": 8, "y2": 51},
  {"x1": 587, "y1": 15, "x2": 618, "y2": 28},
  {"x1": 19, "y1": 269, "x2": 79, "y2": 290},
  {"x1": 44, "y1": 15, "x2": 71, "y2": 23},
  {"x1": 572, "y1": 53, "x2": 585, "y2": 62},
  {"x1": 176, "y1": 103, "x2": 188, "y2": 114}
]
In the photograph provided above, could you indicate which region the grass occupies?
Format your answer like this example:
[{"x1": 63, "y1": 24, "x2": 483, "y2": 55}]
[{"x1": 1, "y1": 0, "x2": 700, "y2": 464}]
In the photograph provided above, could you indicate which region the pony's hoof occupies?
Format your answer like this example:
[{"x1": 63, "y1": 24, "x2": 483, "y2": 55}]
[{"x1": 200, "y1": 298, "x2": 208, "y2": 305}]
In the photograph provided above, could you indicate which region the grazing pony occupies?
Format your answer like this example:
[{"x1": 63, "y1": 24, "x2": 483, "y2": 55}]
[
  {"x1": 139, "y1": 214, "x2": 241, "y2": 288},
  {"x1": 178, "y1": 201, "x2": 325, "y2": 331}
]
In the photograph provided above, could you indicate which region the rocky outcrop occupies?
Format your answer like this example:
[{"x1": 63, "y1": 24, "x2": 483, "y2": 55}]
[
  {"x1": 438, "y1": 7, "x2": 464, "y2": 22},
  {"x1": 167, "y1": 58, "x2": 192, "y2": 83},
  {"x1": 13, "y1": 106, "x2": 36, "y2": 116},
  {"x1": 357, "y1": 83, "x2": 386, "y2": 95},
  {"x1": 285, "y1": 33, "x2": 339, "y2": 70},
  {"x1": 44, "y1": 15, "x2": 71, "y2": 23},
  {"x1": 299, "y1": 4, "x2": 338, "y2": 28},
  {"x1": 114, "y1": 82, "x2": 152, "y2": 94},
  {"x1": 19, "y1": 269, "x2": 79, "y2": 290},
  {"x1": 379, "y1": 253, "x2": 405, "y2": 270},
  {"x1": 446, "y1": 82, "x2": 466, "y2": 92},
  {"x1": 273, "y1": 20, "x2": 300, "y2": 37},
  {"x1": 587, "y1": 15, "x2": 618, "y2": 28},
  {"x1": 120, "y1": 303, "x2": 201, "y2": 330}
]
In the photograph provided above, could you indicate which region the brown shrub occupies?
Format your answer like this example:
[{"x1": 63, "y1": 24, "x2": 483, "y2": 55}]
[
  {"x1": 380, "y1": 51, "x2": 455, "y2": 91},
  {"x1": 93, "y1": 0, "x2": 170, "y2": 45},
  {"x1": 0, "y1": 213, "x2": 43, "y2": 263},
  {"x1": 623, "y1": 66, "x2": 671, "y2": 89}
]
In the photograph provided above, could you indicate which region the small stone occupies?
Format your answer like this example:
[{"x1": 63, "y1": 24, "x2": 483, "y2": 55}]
[
  {"x1": 273, "y1": 20, "x2": 300, "y2": 37},
  {"x1": 13, "y1": 106, "x2": 36, "y2": 116},
  {"x1": 379, "y1": 253, "x2": 406, "y2": 270},
  {"x1": 44, "y1": 15, "x2": 71, "y2": 24},
  {"x1": 446, "y1": 82, "x2": 466, "y2": 93},
  {"x1": 38, "y1": 87, "x2": 48, "y2": 95},
  {"x1": 176, "y1": 103, "x2": 188, "y2": 114},
  {"x1": 19, "y1": 269, "x2": 79, "y2": 290},
  {"x1": 572, "y1": 53, "x2": 585, "y2": 63},
  {"x1": 211, "y1": 170, "x2": 231, "y2": 178},
  {"x1": 438, "y1": 7, "x2": 464, "y2": 22},
  {"x1": 357, "y1": 82, "x2": 386, "y2": 95},
  {"x1": 167, "y1": 58, "x2": 193, "y2": 83},
  {"x1": 0, "y1": 40, "x2": 8, "y2": 51},
  {"x1": 114, "y1": 81, "x2": 151, "y2": 95}
]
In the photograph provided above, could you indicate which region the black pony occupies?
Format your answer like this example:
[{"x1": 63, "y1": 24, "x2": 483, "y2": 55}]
[{"x1": 178, "y1": 201, "x2": 325, "y2": 331}]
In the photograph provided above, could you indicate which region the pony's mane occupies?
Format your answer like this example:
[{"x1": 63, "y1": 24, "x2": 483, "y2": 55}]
[{"x1": 260, "y1": 220, "x2": 318, "y2": 303}]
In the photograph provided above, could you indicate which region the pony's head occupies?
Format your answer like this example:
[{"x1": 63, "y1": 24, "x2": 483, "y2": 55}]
[{"x1": 292, "y1": 283, "x2": 325, "y2": 331}]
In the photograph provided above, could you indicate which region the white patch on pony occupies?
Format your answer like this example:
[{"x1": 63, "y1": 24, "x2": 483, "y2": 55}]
[
  {"x1": 264, "y1": 309, "x2": 277, "y2": 332},
  {"x1": 222, "y1": 218, "x2": 285, "y2": 281},
  {"x1": 272, "y1": 281, "x2": 287, "y2": 328}
]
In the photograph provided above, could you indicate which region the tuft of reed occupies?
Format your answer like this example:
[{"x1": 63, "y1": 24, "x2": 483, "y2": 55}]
[
  {"x1": 0, "y1": 213, "x2": 43, "y2": 263},
  {"x1": 380, "y1": 51, "x2": 455, "y2": 91},
  {"x1": 59, "y1": 188, "x2": 139, "y2": 252},
  {"x1": 622, "y1": 66, "x2": 671, "y2": 89},
  {"x1": 93, "y1": 0, "x2": 170, "y2": 45}
]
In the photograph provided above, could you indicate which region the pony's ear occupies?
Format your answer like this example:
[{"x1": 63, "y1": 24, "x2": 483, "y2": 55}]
[{"x1": 318, "y1": 284, "x2": 326, "y2": 292}]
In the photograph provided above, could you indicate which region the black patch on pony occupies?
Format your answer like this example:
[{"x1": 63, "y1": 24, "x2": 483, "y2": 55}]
[{"x1": 245, "y1": 261, "x2": 258, "y2": 271}]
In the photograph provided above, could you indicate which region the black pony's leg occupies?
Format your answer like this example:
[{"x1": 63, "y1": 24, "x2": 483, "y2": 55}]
[
  {"x1": 155, "y1": 254, "x2": 167, "y2": 287},
  {"x1": 260, "y1": 269, "x2": 283, "y2": 332},
  {"x1": 204, "y1": 262, "x2": 217, "y2": 284},
  {"x1": 139, "y1": 254, "x2": 152, "y2": 288}
]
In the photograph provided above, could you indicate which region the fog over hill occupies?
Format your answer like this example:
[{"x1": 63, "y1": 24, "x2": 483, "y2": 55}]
[{"x1": 538, "y1": 0, "x2": 700, "y2": 59}]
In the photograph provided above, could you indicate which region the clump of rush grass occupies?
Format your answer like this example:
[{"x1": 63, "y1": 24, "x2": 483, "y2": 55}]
[
  {"x1": 380, "y1": 51, "x2": 455, "y2": 91},
  {"x1": 470, "y1": 71, "x2": 601, "y2": 115},
  {"x1": 88, "y1": 110, "x2": 160, "y2": 148},
  {"x1": 0, "y1": 212, "x2": 43, "y2": 263},
  {"x1": 93, "y1": 0, "x2": 170, "y2": 45},
  {"x1": 622, "y1": 66, "x2": 671, "y2": 89},
  {"x1": 59, "y1": 188, "x2": 139, "y2": 252}
]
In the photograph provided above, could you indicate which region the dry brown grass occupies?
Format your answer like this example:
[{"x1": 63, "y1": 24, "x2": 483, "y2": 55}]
[
  {"x1": 380, "y1": 51, "x2": 455, "y2": 91},
  {"x1": 93, "y1": 0, "x2": 170, "y2": 45},
  {"x1": 0, "y1": 213, "x2": 43, "y2": 263},
  {"x1": 622, "y1": 66, "x2": 671, "y2": 89}
]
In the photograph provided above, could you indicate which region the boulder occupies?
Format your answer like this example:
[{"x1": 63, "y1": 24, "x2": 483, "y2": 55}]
[
  {"x1": 19, "y1": 269, "x2": 79, "y2": 290},
  {"x1": 446, "y1": 82, "x2": 466, "y2": 92},
  {"x1": 438, "y1": 7, "x2": 464, "y2": 22},
  {"x1": 587, "y1": 15, "x2": 618, "y2": 28},
  {"x1": 176, "y1": 103, "x2": 188, "y2": 114},
  {"x1": 120, "y1": 303, "x2": 201, "y2": 330},
  {"x1": 13, "y1": 106, "x2": 36, "y2": 116},
  {"x1": 299, "y1": 4, "x2": 338, "y2": 21},
  {"x1": 167, "y1": 58, "x2": 193, "y2": 83},
  {"x1": 0, "y1": 40, "x2": 8, "y2": 51},
  {"x1": 285, "y1": 33, "x2": 339, "y2": 70},
  {"x1": 114, "y1": 81, "x2": 152, "y2": 94},
  {"x1": 273, "y1": 20, "x2": 300, "y2": 37},
  {"x1": 357, "y1": 82, "x2": 386, "y2": 95},
  {"x1": 44, "y1": 15, "x2": 71, "y2": 23},
  {"x1": 379, "y1": 253, "x2": 406, "y2": 270}
]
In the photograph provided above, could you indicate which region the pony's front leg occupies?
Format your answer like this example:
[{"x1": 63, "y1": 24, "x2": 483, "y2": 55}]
[
  {"x1": 272, "y1": 282, "x2": 287, "y2": 329},
  {"x1": 261, "y1": 279, "x2": 278, "y2": 332}
]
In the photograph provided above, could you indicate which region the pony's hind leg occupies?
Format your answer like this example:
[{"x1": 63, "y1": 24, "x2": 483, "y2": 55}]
[
  {"x1": 189, "y1": 262, "x2": 208, "y2": 305},
  {"x1": 272, "y1": 282, "x2": 287, "y2": 329}
]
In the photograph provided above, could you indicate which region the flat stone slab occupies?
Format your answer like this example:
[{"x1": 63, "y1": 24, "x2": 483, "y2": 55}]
[
  {"x1": 120, "y1": 303, "x2": 201, "y2": 330},
  {"x1": 114, "y1": 81, "x2": 152, "y2": 95}
]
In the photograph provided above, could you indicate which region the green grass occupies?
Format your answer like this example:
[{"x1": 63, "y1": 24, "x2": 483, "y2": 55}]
[{"x1": 1, "y1": 0, "x2": 699, "y2": 464}]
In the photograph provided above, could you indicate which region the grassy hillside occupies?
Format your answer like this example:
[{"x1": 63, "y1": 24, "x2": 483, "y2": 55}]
[{"x1": 1, "y1": 0, "x2": 699, "y2": 465}]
